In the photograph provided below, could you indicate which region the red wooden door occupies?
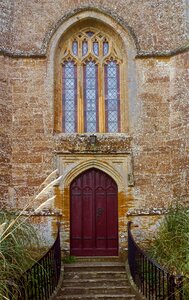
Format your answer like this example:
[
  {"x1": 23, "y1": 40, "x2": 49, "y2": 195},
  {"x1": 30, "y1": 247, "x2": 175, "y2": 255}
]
[{"x1": 70, "y1": 168, "x2": 118, "y2": 256}]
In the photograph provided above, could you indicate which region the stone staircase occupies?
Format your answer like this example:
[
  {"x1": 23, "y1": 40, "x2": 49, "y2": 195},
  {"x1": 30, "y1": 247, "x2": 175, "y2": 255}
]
[{"x1": 54, "y1": 258, "x2": 137, "y2": 300}]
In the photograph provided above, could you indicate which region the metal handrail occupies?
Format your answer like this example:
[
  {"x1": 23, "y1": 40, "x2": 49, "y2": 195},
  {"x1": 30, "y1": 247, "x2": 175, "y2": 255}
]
[
  {"x1": 17, "y1": 223, "x2": 61, "y2": 300},
  {"x1": 128, "y1": 221, "x2": 183, "y2": 300}
]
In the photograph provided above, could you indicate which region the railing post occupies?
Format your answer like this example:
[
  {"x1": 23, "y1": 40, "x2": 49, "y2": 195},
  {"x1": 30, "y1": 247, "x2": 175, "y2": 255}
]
[
  {"x1": 175, "y1": 275, "x2": 184, "y2": 300},
  {"x1": 128, "y1": 221, "x2": 136, "y2": 282},
  {"x1": 168, "y1": 274, "x2": 175, "y2": 300},
  {"x1": 127, "y1": 222, "x2": 185, "y2": 300}
]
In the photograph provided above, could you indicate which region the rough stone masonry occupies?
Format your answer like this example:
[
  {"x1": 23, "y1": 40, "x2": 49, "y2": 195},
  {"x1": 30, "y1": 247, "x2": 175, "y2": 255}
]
[{"x1": 0, "y1": 0, "x2": 188, "y2": 252}]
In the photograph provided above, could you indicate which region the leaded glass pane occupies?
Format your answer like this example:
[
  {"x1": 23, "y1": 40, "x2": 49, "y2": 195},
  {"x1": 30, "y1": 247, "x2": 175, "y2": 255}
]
[
  {"x1": 105, "y1": 61, "x2": 120, "y2": 132},
  {"x1": 86, "y1": 31, "x2": 94, "y2": 37},
  {"x1": 108, "y1": 122, "x2": 118, "y2": 133},
  {"x1": 93, "y1": 42, "x2": 99, "y2": 56},
  {"x1": 62, "y1": 61, "x2": 77, "y2": 132},
  {"x1": 82, "y1": 40, "x2": 88, "y2": 56},
  {"x1": 72, "y1": 41, "x2": 78, "y2": 56},
  {"x1": 103, "y1": 42, "x2": 109, "y2": 56},
  {"x1": 84, "y1": 61, "x2": 98, "y2": 132}
]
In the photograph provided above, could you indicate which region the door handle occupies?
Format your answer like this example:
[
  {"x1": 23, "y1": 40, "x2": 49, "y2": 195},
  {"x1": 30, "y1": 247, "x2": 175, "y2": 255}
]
[{"x1": 96, "y1": 207, "x2": 104, "y2": 218}]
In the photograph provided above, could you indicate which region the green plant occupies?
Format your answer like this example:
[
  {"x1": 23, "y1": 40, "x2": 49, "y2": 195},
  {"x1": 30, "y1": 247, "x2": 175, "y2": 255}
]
[
  {"x1": 0, "y1": 211, "x2": 40, "y2": 299},
  {"x1": 62, "y1": 255, "x2": 76, "y2": 264},
  {"x1": 149, "y1": 203, "x2": 189, "y2": 299},
  {"x1": 0, "y1": 170, "x2": 63, "y2": 299}
]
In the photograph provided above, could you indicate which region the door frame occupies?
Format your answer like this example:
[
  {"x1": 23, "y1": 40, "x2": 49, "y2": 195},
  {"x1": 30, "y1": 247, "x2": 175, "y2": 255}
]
[{"x1": 56, "y1": 153, "x2": 133, "y2": 256}]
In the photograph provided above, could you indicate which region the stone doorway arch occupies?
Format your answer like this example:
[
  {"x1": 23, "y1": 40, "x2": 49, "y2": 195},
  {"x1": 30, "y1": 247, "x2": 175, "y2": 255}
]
[{"x1": 56, "y1": 153, "x2": 133, "y2": 255}]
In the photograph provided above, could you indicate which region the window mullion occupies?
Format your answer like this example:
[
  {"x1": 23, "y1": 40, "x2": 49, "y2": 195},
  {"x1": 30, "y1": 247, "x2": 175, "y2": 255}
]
[
  {"x1": 99, "y1": 62, "x2": 105, "y2": 133},
  {"x1": 77, "y1": 62, "x2": 84, "y2": 133}
]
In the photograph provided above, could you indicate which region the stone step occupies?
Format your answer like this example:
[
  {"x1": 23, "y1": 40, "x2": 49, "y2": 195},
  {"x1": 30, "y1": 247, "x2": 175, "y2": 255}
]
[
  {"x1": 75, "y1": 256, "x2": 120, "y2": 263},
  {"x1": 63, "y1": 278, "x2": 129, "y2": 287},
  {"x1": 61, "y1": 286, "x2": 131, "y2": 295},
  {"x1": 56, "y1": 294, "x2": 136, "y2": 300},
  {"x1": 64, "y1": 262, "x2": 125, "y2": 272},
  {"x1": 64, "y1": 270, "x2": 128, "y2": 280},
  {"x1": 53, "y1": 260, "x2": 136, "y2": 300}
]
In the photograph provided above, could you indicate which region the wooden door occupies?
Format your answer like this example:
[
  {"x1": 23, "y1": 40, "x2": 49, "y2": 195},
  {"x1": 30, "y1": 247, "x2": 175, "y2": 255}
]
[{"x1": 70, "y1": 168, "x2": 118, "y2": 256}]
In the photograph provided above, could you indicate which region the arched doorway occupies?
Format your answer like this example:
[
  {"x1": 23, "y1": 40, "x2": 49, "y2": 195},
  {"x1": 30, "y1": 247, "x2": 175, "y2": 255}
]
[{"x1": 70, "y1": 168, "x2": 118, "y2": 256}]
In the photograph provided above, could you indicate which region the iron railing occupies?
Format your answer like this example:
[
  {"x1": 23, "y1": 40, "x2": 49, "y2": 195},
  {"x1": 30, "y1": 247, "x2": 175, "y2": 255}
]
[
  {"x1": 128, "y1": 221, "x2": 184, "y2": 300},
  {"x1": 17, "y1": 224, "x2": 61, "y2": 300}
]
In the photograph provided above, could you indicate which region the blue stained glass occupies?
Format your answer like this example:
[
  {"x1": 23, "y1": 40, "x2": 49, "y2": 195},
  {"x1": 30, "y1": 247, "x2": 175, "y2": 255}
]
[
  {"x1": 93, "y1": 42, "x2": 99, "y2": 56},
  {"x1": 87, "y1": 122, "x2": 96, "y2": 132},
  {"x1": 107, "y1": 78, "x2": 117, "y2": 88},
  {"x1": 107, "y1": 99, "x2": 117, "y2": 110},
  {"x1": 86, "y1": 79, "x2": 96, "y2": 89},
  {"x1": 65, "y1": 90, "x2": 74, "y2": 98},
  {"x1": 86, "y1": 90, "x2": 95, "y2": 99},
  {"x1": 63, "y1": 61, "x2": 77, "y2": 132},
  {"x1": 103, "y1": 42, "x2": 109, "y2": 56},
  {"x1": 108, "y1": 122, "x2": 118, "y2": 132},
  {"x1": 105, "y1": 61, "x2": 119, "y2": 132},
  {"x1": 107, "y1": 67, "x2": 117, "y2": 77},
  {"x1": 108, "y1": 89, "x2": 117, "y2": 99},
  {"x1": 86, "y1": 66, "x2": 96, "y2": 77},
  {"x1": 82, "y1": 40, "x2": 88, "y2": 56},
  {"x1": 84, "y1": 61, "x2": 98, "y2": 132},
  {"x1": 72, "y1": 41, "x2": 78, "y2": 56},
  {"x1": 65, "y1": 101, "x2": 74, "y2": 110},
  {"x1": 86, "y1": 31, "x2": 94, "y2": 37},
  {"x1": 65, "y1": 78, "x2": 75, "y2": 88}
]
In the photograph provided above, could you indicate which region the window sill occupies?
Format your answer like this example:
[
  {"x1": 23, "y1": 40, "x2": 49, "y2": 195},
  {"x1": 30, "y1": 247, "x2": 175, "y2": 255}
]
[{"x1": 54, "y1": 133, "x2": 132, "y2": 154}]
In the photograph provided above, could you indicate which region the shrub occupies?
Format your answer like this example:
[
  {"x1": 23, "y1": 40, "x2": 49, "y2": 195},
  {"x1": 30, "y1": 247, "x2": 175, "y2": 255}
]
[
  {"x1": 150, "y1": 203, "x2": 189, "y2": 298},
  {"x1": 0, "y1": 170, "x2": 62, "y2": 299}
]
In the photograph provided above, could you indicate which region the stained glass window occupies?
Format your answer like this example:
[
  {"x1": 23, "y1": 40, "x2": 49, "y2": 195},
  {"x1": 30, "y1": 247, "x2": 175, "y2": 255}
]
[
  {"x1": 72, "y1": 41, "x2": 78, "y2": 56},
  {"x1": 86, "y1": 31, "x2": 94, "y2": 37},
  {"x1": 62, "y1": 61, "x2": 77, "y2": 133},
  {"x1": 60, "y1": 29, "x2": 123, "y2": 133},
  {"x1": 82, "y1": 40, "x2": 88, "y2": 56},
  {"x1": 93, "y1": 42, "x2": 99, "y2": 56},
  {"x1": 103, "y1": 42, "x2": 109, "y2": 56},
  {"x1": 84, "y1": 61, "x2": 98, "y2": 132},
  {"x1": 105, "y1": 60, "x2": 120, "y2": 132}
]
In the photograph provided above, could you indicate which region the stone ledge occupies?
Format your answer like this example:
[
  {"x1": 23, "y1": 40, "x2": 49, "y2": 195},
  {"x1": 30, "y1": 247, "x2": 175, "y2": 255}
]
[
  {"x1": 54, "y1": 133, "x2": 132, "y2": 154},
  {"x1": 127, "y1": 208, "x2": 168, "y2": 216},
  {"x1": 2, "y1": 209, "x2": 63, "y2": 217}
]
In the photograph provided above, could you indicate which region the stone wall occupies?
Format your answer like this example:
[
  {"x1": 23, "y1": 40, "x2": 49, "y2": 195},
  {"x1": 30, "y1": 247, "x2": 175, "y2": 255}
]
[
  {"x1": 0, "y1": 0, "x2": 188, "y2": 248},
  {"x1": 169, "y1": 52, "x2": 189, "y2": 202},
  {"x1": 132, "y1": 53, "x2": 189, "y2": 209},
  {"x1": 9, "y1": 57, "x2": 54, "y2": 208},
  {"x1": 0, "y1": 56, "x2": 12, "y2": 206},
  {"x1": 0, "y1": 0, "x2": 188, "y2": 55}
]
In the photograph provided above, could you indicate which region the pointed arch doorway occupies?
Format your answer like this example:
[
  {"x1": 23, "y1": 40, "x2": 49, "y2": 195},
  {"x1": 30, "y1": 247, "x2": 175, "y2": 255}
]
[{"x1": 70, "y1": 168, "x2": 118, "y2": 256}]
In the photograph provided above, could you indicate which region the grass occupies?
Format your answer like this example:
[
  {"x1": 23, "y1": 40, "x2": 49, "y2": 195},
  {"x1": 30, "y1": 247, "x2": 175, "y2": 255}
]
[
  {"x1": 0, "y1": 211, "x2": 40, "y2": 299},
  {"x1": 0, "y1": 170, "x2": 63, "y2": 299},
  {"x1": 62, "y1": 255, "x2": 76, "y2": 264},
  {"x1": 149, "y1": 203, "x2": 189, "y2": 298}
]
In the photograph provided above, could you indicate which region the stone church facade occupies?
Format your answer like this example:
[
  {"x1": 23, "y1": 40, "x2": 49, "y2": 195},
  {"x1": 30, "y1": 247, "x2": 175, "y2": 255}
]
[{"x1": 0, "y1": 0, "x2": 188, "y2": 255}]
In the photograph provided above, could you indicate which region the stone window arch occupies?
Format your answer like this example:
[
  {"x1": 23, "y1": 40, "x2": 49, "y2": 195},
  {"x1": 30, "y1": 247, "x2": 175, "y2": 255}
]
[{"x1": 54, "y1": 20, "x2": 129, "y2": 134}]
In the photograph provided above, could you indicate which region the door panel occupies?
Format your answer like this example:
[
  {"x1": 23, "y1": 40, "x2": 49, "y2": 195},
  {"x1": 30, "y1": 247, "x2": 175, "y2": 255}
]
[{"x1": 70, "y1": 168, "x2": 118, "y2": 256}]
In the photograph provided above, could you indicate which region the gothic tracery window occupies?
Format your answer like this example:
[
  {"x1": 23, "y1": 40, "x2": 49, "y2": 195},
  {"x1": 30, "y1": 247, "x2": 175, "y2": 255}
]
[{"x1": 55, "y1": 26, "x2": 126, "y2": 133}]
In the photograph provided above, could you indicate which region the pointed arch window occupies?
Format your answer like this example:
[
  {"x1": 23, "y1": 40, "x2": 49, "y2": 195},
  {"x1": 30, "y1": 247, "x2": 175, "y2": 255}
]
[{"x1": 60, "y1": 28, "x2": 124, "y2": 133}]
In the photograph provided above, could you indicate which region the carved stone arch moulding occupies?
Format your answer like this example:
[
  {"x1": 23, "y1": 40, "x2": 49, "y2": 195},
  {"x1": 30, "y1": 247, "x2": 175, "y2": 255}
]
[
  {"x1": 56, "y1": 153, "x2": 134, "y2": 253},
  {"x1": 64, "y1": 159, "x2": 123, "y2": 190},
  {"x1": 51, "y1": 12, "x2": 137, "y2": 135},
  {"x1": 46, "y1": 9, "x2": 138, "y2": 57},
  {"x1": 57, "y1": 153, "x2": 131, "y2": 192}
]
